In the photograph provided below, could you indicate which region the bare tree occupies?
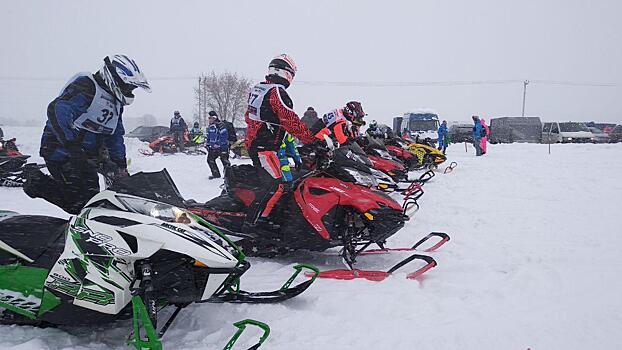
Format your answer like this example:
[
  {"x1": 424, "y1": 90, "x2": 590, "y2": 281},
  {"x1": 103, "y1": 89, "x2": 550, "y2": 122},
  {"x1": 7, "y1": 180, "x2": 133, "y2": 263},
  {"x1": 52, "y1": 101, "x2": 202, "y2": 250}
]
[{"x1": 194, "y1": 71, "x2": 252, "y2": 127}]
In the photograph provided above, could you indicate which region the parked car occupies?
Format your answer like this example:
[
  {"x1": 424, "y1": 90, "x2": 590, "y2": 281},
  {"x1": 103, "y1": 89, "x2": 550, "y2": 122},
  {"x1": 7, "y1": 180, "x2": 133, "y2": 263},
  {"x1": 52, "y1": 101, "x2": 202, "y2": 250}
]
[
  {"x1": 588, "y1": 127, "x2": 610, "y2": 143},
  {"x1": 585, "y1": 122, "x2": 617, "y2": 134},
  {"x1": 541, "y1": 122, "x2": 594, "y2": 143},
  {"x1": 489, "y1": 116, "x2": 542, "y2": 144},
  {"x1": 448, "y1": 124, "x2": 473, "y2": 143},
  {"x1": 609, "y1": 125, "x2": 622, "y2": 143},
  {"x1": 125, "y1": 125, "x2": 170, "y2": 142}
]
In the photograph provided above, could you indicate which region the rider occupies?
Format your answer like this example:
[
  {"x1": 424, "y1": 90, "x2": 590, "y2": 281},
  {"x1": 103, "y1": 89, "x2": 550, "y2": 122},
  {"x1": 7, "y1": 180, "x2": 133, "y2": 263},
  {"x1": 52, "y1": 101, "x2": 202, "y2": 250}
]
[
  {"x1": 244, "y1": 54, "x2": 316, "y2": 225},
  {"x1": 321, "y1": 101, "x2": 366, "y2": 146},
  {"x1": 189, "y1": 121, "x2": 204, "y2": 144},
  {"x1": 276, "y1": 132, "x2": 302, "y2": 182},
  {"x1": 23, "y1": 54, "x2": 150, "y2": 214},
  {"x1": 366, "y1": 120, "x2": 384, "y2": 139},
  {"x1": 170, "y1": 111, "x2": 187, "y2": 151},
  {"x1": 206, "y1": 112, "x2": 230, "y2": 179}
]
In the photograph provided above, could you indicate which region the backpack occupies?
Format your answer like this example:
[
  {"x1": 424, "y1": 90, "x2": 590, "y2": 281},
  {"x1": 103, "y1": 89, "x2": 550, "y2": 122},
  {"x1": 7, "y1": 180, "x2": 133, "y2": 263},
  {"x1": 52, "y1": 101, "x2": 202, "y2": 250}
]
[
  {"x1": 480, "y1": 126, "x2": 487, "y2": 138},
  {"x1": 224, "y1": 120, "x2": 237, "y2": 142}
]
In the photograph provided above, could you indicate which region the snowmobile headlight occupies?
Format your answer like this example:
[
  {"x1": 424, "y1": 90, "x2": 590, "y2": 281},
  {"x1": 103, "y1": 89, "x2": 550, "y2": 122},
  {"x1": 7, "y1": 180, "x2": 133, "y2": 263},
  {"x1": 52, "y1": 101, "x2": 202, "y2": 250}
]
[
  {"x1": 343, "y1": 168, "x2": 377, "y2": 187},
  {"x1": 118, "y1": 196, "x2": 192, "y2": 224}
]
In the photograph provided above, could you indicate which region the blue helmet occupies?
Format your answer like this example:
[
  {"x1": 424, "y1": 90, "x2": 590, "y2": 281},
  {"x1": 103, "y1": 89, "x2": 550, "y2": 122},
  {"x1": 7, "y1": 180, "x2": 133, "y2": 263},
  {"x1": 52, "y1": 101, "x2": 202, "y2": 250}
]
[{"x1": 99, "y1": 54, "x2": 151, "y2": 106}]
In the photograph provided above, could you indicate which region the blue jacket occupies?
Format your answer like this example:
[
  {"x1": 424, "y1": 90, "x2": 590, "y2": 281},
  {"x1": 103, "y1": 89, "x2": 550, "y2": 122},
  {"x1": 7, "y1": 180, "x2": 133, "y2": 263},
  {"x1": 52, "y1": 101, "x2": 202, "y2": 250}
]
[
  {"x1": 473, "y1": 121, "x2": 482, "y2": 140},
  {"x1": 40, "y1": 75, "x2": 126, "y2": 166},
  {"x1": 207, "y1": 121, "x2": 229, "y2": 149},
  {"x1": 277, "y1": 133, "x2": 302, "y2": 182},
  {"x1": 438, "y1": 123, "x2": 448, "y2": 139}
]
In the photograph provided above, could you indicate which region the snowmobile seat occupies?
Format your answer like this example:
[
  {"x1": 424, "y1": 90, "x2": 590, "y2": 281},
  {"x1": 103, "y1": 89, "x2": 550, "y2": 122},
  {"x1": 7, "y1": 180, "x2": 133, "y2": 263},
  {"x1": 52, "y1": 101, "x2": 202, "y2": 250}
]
[
  {"x1": 0, "y1": 215, "x2": 67, "y2": 268},
  {"x1": 224, "y1": 165, "x2": 263, "y2": 192}
]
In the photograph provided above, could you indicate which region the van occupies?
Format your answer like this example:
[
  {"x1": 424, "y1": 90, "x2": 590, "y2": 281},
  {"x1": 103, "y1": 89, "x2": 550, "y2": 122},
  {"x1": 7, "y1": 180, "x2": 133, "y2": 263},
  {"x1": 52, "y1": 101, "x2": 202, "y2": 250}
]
[{"x1": 541, "y1": 122, "x2": 595, "y2": 143}]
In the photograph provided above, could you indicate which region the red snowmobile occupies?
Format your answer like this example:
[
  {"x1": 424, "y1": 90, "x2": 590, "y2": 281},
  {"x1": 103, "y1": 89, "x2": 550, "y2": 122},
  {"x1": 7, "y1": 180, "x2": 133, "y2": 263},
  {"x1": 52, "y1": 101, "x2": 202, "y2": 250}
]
[
  {"x1": 109, "y1": 146, "x2": 450, "y2": 282},
  {"x1": 139, "y1": 131, "x2": 206, "y2": 156}
]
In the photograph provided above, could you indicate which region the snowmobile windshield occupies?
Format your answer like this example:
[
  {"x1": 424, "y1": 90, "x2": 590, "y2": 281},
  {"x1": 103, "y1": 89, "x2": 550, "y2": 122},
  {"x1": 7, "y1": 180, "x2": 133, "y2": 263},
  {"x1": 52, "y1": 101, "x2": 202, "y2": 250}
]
[
  {"x1": 110, "y1": 169, "x2": 186, "y2": 208},
  {"x1": 336, "y1": 144, "x2": 373, "y2": 169}
]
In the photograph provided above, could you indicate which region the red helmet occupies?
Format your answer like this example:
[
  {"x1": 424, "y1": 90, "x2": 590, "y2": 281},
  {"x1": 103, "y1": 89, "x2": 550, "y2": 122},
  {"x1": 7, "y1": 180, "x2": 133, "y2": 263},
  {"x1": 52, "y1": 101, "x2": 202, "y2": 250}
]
[{"x1": 343, "y1": 101, "x2": 366, "y2": 125}]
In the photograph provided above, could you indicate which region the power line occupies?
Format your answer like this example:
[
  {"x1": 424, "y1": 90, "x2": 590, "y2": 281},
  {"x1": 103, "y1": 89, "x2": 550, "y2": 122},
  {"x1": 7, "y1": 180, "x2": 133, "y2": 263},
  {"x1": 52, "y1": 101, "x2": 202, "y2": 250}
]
[{"x1": 0, "y1": 76, "x2": 619, "y2": 87}]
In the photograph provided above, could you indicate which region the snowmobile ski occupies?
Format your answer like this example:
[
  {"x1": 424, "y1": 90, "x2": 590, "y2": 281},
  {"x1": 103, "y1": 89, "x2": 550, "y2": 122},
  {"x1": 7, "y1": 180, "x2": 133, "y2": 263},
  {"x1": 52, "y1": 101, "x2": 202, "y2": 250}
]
[
  {"x1": 306, "y1": 254, "x2": 437, "y2": 282},
  {"x1": 223, "y1": 319, "x2": 271, "y2": 350},
  {"x1": 359, "y1": 232, "x2": 451, "y2": 255},
  {"x1": 443, "y1": 161, "x2": 458, "y2": 174},
  {"x1": 208, "y1": 264, "x2": 320, "y2": 304}
]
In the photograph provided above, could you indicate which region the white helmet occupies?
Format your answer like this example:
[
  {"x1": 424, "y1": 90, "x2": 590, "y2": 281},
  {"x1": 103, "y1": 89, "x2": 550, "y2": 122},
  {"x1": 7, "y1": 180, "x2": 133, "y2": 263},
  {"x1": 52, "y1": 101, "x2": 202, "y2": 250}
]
[
  {"x1": 98, "y1": 54, "x2": 151, "y2": 106},
  {"x1": 266, "y1": 54, "x2": 297, "y2": 88}
]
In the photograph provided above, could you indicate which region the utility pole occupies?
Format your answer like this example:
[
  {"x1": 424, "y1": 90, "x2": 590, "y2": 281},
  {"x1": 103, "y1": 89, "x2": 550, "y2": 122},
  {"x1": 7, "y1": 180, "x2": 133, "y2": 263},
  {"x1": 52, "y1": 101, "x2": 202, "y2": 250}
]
[
  {"x1": 522, "y1": 80, "x2": 529, "y2": 116},
  {"x1": 197, "y1": 76, "x2": 202, "y2": 128}
]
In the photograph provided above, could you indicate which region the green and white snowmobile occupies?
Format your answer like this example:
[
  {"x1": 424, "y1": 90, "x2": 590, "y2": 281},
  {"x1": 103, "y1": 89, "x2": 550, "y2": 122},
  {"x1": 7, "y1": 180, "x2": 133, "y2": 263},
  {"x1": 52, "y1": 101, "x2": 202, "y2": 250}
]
[{"x1": 0, "y1": 190, "x2": 318, "y2": 349}]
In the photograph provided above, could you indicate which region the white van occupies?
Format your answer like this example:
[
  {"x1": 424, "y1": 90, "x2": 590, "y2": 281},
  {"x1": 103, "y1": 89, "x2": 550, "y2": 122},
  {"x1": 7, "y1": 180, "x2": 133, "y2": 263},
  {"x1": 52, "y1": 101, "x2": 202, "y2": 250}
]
[{"x1": 541, "y1": 122, "x2": 595, "y2": 143}]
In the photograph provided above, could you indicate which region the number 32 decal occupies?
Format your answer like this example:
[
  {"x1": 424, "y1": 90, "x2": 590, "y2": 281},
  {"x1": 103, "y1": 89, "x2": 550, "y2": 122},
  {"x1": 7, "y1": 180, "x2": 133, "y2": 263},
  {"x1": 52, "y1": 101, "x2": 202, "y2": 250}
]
[{"x1": 98, "y1": 109, "x2": 115, "y2": 124}]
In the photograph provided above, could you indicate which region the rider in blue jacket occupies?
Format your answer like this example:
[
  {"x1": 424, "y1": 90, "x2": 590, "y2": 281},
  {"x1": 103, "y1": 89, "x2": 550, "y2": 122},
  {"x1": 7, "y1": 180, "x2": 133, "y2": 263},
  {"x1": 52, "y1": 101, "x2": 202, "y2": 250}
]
[
  {"x1": 437, "y1": 120, "x2": 449, "y2": 154},
  {"x1": 206, "y1": 111, "x2": 231, "y2": 179},
  {"x1": 24, "y1": 55, "x2": 150, "y2": 213}
]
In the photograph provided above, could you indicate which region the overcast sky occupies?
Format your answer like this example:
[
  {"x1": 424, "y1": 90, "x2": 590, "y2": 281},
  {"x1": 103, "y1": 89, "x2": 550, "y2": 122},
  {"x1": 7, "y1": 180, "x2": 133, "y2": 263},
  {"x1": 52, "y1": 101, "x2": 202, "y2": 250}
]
[{"x1": 1, "y1": 0, "x2": 620, "y2": 127}]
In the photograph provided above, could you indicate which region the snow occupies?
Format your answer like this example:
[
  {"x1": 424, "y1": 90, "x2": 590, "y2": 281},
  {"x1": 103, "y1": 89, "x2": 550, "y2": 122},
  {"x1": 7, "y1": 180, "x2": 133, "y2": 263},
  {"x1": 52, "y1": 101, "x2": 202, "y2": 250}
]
[{"x1": 2, "y1": 126, "x2": 622, "y2": 349}]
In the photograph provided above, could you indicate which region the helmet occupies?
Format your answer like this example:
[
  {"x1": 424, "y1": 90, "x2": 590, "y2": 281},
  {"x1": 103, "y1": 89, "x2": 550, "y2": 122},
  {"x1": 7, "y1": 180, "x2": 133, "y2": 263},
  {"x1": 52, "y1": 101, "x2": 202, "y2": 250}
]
[
  {"x1": 369, "y1": 120, "x2": 378, "y2": 129},
  {"x1": 99, "y1": 55, "x2": 150, "y2": 106},
  {"x1": 266, "y1": 54, "x2": 297, "y2": 88},
  {"x1": 194, "y1": 121, "x2": 199, "y2": 128},
  {"x1": 174, "y1": 110, "x2": 181, "y2": 117},
  {"x1": 343, "y1": 101, "x2": 365, "y2": 124}
]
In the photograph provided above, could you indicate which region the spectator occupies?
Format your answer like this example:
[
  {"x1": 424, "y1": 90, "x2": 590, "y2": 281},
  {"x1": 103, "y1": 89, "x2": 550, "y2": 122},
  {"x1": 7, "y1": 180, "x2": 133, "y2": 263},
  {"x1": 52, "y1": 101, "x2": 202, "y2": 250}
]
[
  {"x1": 472, "y1": 115, "x2": 483, "y2": 156},
  {"x1": 206, "y1": 113, "x2": 230, "y2": 179},
  {"x1": 169, "y1": 111, "x2": 187, "y2": 151},
  {"x1": 437, "y1": 120, "x2": 449, "y2": 154},
  {"x1": 480, "y1": 118, "x2": 490, "y2": 155}
]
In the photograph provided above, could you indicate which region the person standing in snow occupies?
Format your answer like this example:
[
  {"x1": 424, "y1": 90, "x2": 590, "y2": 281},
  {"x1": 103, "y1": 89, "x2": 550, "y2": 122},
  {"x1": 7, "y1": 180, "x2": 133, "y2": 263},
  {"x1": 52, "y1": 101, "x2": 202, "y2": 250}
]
[
  {"x1": 23, "y1": 54, "x2": 150, "y2": 214},
  {"x1": 244, "y1": 54, "x2": 317, "y2": 226},
  {"x1": 437, "y1": 120, "x2": 449, "y2": 154},
  {"x1": 472, "y1": 115, "x2": 483, "y2": 156},
  {"x1": 479, "y1": 117, "x2": 490, "y2": 155},
  {"x1": 170, "y1": 111, "x2": 187, "y2": 151},
  {"x1": 206, "y1": 112, "x2": 230, "y2": 179}
]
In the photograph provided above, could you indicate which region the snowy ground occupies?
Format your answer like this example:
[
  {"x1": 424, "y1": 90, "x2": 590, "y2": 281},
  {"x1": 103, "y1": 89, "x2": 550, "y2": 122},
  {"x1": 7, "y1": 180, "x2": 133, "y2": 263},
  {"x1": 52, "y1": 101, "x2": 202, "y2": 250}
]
[{"x1": 1, "y1": 126, "x2": 622, "y2": 350}]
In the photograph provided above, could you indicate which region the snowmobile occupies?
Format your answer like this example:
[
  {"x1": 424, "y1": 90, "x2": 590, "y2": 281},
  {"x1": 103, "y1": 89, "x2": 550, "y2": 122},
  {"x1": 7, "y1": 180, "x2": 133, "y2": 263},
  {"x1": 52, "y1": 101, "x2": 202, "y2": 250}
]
[
  {"x1": 139, "y1": 131, "x2": 207, "y2": 156},
  {"x1": 107, "y1": 143, "x2": 449, "y2": 282},
  {"x1": 297, "y1": 141, "x2": 435, "y2": 214},
  {"x1": 399, "y1": 135, "x2": 448, "y2": 170},
  {"x1": 0, "y1": 138, "x2": 36, "y2": 187},
  {"x1": 364, "y1": 145, "x2": 409, "y2": 183},
  {"x1": 0, "y1": 189, "x2": 318, "y2": 349},
  {"x1": 298, "y1": 142, "x2": 399, "y2": 193}
]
